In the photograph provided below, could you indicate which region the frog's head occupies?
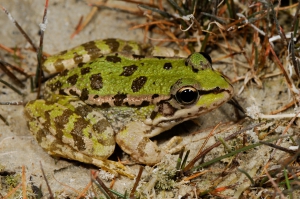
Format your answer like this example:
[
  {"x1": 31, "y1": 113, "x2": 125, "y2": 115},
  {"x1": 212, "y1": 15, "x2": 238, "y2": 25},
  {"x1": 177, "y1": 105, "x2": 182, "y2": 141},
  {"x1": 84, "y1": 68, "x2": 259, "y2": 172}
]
[{"x1": 146, "y1": 52, "x2": 234, "y2": 135}]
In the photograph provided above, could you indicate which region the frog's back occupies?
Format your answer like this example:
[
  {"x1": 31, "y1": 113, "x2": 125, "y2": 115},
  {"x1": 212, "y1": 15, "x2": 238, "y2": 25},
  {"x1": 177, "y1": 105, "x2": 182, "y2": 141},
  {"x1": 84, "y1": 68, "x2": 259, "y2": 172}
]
[{"x1": 45, "y1": 51, "x2": 226, "y2": 108}]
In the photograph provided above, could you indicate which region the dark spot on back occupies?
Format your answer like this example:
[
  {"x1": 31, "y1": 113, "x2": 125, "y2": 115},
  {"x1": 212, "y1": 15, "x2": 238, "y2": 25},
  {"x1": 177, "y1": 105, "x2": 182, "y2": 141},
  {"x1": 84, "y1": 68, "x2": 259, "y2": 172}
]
[
  {"x1": 80, "y1": 88, "x2": 89, "y2": 101},
  {"x1": 152, "y1": 94, "x2": 159, "y2": 99},
  {"x1": 132, "y1": 54, "x2": 145, "y2": 59},
  {"x1": 163, "y1": 63, "x2": 172, "y2": 70},
  {"x1": 154, "y1": 56, "x2": 165, "y2": 59},
  {"x1": 113, "y1": 93, "x2": 127, "y2": 106},
  {"x1": 131, "y1": 76, "x2": 147, "y2": 92},
  {"x1": 93, "y1": 95, "x2": 99, "y2": 99},
  {"x1": 192, "y1": 67, "x2": 199, "y2": 73},
  {"x1": 67, "y1": 74, "x2": 78, "y2": 85},
  {"x1": 104, "y1": 38, "x2": 119, "y2": 52},
  {"x1": 82, "y1": 41, "x2": 102, "y2": 60},
  {"x1": 81, "y1": 67, "x2": 91, "y2": 75},
  {"x1": 105, "y1": 55, "x2": 121, "y2": 63},
  {"x1": 100, "y1": 102, "x2": 111, "y2": 108},
  {"x1": 184, "y1": 60, "x2": 188, "y2": 66},
  {"x1": 120, "y1": 65, "x2": 138, "y2": 76},
  {"x1": 140, "y1": 101, "x2": 150, "y2": 106},
  {"x1": 78, "y1": 63, "x2": 85, "y2": 68},
  {"x1": 90, "y1": 73, "x2": 103, "y2": 90},
  {"x1": 60, "y1": 69, "x2": 69, "y2": 76}
]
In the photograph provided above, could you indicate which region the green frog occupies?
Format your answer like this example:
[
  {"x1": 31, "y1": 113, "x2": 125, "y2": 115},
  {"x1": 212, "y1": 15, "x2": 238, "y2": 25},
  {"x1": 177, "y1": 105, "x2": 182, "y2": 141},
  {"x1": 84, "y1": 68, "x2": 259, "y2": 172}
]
[{"x1": 25, "y1": 38, "x2": 233, "y2": 178}]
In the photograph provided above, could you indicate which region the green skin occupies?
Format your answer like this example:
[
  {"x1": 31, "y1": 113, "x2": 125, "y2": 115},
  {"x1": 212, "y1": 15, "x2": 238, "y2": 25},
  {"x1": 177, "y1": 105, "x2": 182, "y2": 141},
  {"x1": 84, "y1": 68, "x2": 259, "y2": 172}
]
[{"x1": 25, "y1": 38, "x2": 233, "y2": 178}]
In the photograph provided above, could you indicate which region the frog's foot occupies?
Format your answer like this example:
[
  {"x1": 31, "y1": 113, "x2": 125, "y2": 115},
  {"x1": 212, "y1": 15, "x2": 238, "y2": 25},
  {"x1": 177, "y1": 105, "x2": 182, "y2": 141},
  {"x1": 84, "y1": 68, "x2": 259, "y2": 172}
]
[
  {"x1": 162, "y1": 136, "x2": 183, "y2": 154},
  {"x1": 91, "y1": 159, "x2": 135, "y2": 179}
]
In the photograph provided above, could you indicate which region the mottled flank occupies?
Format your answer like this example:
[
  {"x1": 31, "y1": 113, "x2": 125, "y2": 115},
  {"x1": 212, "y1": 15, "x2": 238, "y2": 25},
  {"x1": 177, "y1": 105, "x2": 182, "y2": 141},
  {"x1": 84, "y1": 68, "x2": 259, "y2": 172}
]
[
  {"x1": 82, "y1": 41, "x2": 102, "y2": 60},
  {"x1": 67, "y1": 74, "x2": 79, "y2": 85},
  {"x1": 68, "y1": 89, "x2": 78, "y2": 97},
  {"x1": 90, "y1": 73, "x2": 103, "y2": 90},
  {"x1": 113, "y1": 93, "x2": 127, "y2": 106},
  {"x1": 81, "y1": 67, "x2": 91, "y2": 75},
  {"x1": 105, "y1": 55, "x2": 121, "y2": 63},
  {"x1": 104, "y1": 38, "x2": 119, "y2": 52},
  {"x1": 75, "y1": 104, "x2": 93, "y2": 118},
  {"x1": 120, "y1": 65, "x2": 138, "y2": 76},
  {"x1": 80, "y1": 88, "x2": 89, "y2": 101},
  {"x1": 48, "y1": 80, "x2": 62, "y2": 92},
  {"x1": 131, "y1": 76, "x2": 147, "y2": 92},
  {"x1": 158, "y1": 102, "x2": 177, "y2": 116},
  {"x1": 163, "y1": 62, "x2": 172, "y2": 70}
]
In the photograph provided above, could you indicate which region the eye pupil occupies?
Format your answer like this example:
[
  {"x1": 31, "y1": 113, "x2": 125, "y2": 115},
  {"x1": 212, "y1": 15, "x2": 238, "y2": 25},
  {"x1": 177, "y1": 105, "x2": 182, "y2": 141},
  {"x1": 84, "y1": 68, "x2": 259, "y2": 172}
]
[{"x1": 176, "y1": 87, "x2": 199, "y2": 105}]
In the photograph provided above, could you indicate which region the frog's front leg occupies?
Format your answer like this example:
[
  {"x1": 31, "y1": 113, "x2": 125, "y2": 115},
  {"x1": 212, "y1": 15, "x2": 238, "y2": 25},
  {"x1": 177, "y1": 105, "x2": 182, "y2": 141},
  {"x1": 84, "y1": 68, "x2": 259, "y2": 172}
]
[
  {"x1": 116, "y1": 122, "x2": 182, "y2": 165},
  {"x1": 25, "y1": 95, "x2": 134, "y2": 178}
]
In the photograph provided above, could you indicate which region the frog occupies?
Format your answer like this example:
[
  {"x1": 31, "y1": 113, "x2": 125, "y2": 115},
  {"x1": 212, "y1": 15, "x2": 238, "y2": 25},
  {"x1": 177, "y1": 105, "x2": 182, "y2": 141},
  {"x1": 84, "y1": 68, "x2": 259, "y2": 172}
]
[{"x1": 24, "y1": 38, "x2": 234, "y2": 178}]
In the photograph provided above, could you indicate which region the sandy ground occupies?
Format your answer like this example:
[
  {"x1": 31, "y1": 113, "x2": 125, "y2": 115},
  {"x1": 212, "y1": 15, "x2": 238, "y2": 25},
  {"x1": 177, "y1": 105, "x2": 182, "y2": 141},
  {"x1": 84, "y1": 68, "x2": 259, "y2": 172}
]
[{"x1": 0, "y1": 0, "x2": 298, "y2": 198}]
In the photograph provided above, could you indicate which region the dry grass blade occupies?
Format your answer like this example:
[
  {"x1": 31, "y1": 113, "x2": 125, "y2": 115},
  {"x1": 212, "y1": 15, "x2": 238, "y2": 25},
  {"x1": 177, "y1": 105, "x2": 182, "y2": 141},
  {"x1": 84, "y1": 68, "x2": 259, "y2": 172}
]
[
  {"x1": 0, "y1": 114, "x2": 9, "y2": 125},
  {"x1": 35, "y1": 0, "x2": 49, "y2": 99},
  {"x1": 0, "y1": 43, "x2": 24, "y2": 59},
  {"x1": 22, "y1": 166, "x2": 27, "y2": 199},
  {"x1": 93, "y1": 173, "x2": 115, "y2": 199},
  {"x1": 3, "y1": 183, "x2": 22, "y2": 199},
  {"x1": 129, "y1": 166, "x2": 143, "y2": 198},
  {"x1": 264, "y1": 168, "x2": 286, "y2": 198},
  {"x1": 0, "y1": 61, "x2": 25, "y2": 88},
  {"x1": 40, "y1": 162, "x2": 53, "y2": 199},
  {"x1": 0, "y1": 79, "x2": 23, "y2": 96},
  {"x1": 70, "y1": 6, "x2": 98, "y2": 39},
  {"x1": 0, "y1": 5, "x2": 37, "y2": 52},
  {"x1": 183, "y1": 123, "x2": 264, "y2": 173},
  {"x1": 260, "y1": 141, "x2": 297, "y2": 155}
]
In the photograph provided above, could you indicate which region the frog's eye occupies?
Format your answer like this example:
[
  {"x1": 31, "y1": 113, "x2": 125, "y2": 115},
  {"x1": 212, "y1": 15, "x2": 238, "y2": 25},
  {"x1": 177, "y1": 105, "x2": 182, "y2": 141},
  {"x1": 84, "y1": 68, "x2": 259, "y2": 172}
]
[{"x1": 175, "y1": 86, "x2": 199, "y2": 105}]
